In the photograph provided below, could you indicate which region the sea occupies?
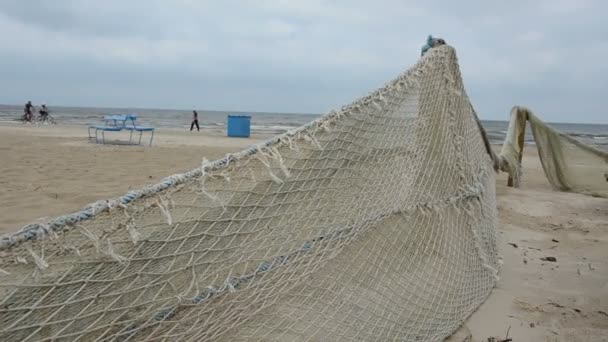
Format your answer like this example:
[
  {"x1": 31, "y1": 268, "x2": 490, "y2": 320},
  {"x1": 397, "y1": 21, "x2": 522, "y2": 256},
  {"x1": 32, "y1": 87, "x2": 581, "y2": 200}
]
[{"x1": 1, "y1": 104, "x2": 607, "y2": 149}]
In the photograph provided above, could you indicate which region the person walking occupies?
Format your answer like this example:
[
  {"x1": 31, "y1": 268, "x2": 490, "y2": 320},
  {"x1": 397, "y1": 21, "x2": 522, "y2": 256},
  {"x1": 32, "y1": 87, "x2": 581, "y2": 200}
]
[{"x1": 190, "y1": 110, "x2": 200, "y2": 131}]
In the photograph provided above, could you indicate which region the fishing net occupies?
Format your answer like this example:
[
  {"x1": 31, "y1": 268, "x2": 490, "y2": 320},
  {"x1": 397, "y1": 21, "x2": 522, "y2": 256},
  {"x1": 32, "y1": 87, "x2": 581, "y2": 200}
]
[
  {"x1": 0, "y1": 45, "x2": 499, "y2": 341},
  {"x1": 2, "y1": 44, "x2": 603, "y2": 341},
  {"x1": 498, "y1": 106, "x2": 608, "y2": 197}
]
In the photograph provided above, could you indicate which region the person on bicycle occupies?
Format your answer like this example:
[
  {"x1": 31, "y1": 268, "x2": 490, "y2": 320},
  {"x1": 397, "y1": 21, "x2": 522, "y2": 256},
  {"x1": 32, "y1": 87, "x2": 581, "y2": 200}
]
[
  {"x1": 23, "y1": 101, "x2": 34, "y2": 122},
  {"x1": 39, "y1": 104, "x2": 49, "y2": 119}
]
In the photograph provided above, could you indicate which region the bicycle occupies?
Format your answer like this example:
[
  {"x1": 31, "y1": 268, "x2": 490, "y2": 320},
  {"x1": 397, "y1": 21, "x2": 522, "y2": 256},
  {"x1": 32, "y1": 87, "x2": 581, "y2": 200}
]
[
  {"x1": 18, "y1": 113, "x2": 34, "y2": 124},
  {"x1": 37, "y1": 114, "x2": 57, "y2": 125}
]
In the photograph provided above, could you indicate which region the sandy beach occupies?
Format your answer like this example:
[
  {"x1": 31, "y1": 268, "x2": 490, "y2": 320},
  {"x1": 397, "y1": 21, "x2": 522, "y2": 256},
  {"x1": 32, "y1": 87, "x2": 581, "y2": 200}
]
[
  {"x1": 467, "y1": 154, "x2": 608, "y2": 341},
  {"x1": 0, "y1": 123, "x2": 606, "y2": 341},
  {"x1": 0, "y1": 124, "x2": 270, "y2": 233}
]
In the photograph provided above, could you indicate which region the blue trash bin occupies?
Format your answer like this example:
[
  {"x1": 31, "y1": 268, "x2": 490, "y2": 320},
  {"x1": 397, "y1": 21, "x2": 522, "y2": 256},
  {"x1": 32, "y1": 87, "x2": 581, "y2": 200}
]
[{"x1": 227, "y1": 115, "x2": 251, "y2": 138}]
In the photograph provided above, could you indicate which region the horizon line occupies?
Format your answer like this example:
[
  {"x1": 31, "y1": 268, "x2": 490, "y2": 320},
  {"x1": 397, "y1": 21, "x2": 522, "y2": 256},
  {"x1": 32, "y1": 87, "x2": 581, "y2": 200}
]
[{"x1": 0, "y1": 102, "x2": 606, "y2": 126}]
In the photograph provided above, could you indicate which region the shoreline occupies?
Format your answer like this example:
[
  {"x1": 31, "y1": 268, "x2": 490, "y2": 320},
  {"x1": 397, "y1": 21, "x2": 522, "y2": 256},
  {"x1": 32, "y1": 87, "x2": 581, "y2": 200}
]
[{"x1": 2, "y1": 117, "x2": 607, "y2": 150}]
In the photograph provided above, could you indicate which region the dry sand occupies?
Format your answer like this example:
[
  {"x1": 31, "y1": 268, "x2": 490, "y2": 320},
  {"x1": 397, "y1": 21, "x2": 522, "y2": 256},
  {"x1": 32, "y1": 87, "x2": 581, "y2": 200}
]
[
  {"x1": 463, "y1": 150, "x2": 608, "y2": 341},
  {"x1": 0, "y1": 123, "x2": 606, "y2": 341},
  {"x1": 0, "y1": 124, "x2": 269, "y2": 233}
]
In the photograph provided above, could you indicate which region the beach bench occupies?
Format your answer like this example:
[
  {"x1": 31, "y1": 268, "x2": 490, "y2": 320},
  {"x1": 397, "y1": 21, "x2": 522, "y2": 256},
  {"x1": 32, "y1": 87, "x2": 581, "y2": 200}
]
[
  {"x1": 125, "y1": 117, "x2": 155, "y2": 147},
  {"x1": 88, "y1": 114, "x2": 155, "y2": 146},
  {"x1": 88, "y1": 115, "x2": 130, "y2": 144},
  {"x1": 88, "y1": 114, "x2": 128, "y2": 139}
]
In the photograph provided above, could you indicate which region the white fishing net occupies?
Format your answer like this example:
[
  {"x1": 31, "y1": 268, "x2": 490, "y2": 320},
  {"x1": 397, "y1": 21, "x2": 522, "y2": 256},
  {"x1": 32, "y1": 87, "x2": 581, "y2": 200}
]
[{"x1": 11, "y1": 44, "x2": 602, "y2": 341}]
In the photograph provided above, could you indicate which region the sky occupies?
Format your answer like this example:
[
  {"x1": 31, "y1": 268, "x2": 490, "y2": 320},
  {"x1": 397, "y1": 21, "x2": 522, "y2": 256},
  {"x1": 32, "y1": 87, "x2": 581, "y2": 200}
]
[{"x1": 0, "y1": 0, "x2": 607, "y2": 123}]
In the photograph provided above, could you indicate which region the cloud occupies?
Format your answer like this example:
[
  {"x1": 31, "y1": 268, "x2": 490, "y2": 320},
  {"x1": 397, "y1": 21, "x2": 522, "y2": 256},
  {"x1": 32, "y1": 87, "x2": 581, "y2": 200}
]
[
  {"x1": 537, "y1": 0, "x2": 595, "y2": 15},
  {"x1": 519, "y1": 30, "x2": 545, "y2": 43},
  {"x1": 0, "y1": 0, "x2": 607, "y2": 123}
]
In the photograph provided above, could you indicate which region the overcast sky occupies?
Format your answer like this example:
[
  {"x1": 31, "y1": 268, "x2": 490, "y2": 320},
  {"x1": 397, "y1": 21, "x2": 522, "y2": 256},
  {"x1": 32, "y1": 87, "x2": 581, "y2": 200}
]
[{"x1": 1, "y1": 0, "x2": 606, "y2": 123}]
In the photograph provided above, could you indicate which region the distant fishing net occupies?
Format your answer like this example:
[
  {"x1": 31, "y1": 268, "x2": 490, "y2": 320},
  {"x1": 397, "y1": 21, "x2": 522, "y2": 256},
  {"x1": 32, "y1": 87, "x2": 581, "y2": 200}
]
[
  {"x1": 1, "y1": 44, "x2": 603, "y2": 342},
  {"x1": 498, "y1": 106, "x2": 608, "y2": 198}
]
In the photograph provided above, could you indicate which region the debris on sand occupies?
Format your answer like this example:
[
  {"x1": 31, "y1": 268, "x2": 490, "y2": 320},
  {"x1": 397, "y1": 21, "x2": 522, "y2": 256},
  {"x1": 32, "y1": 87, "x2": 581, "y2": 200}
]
[
  {"x1": 508, "y1": 243, "x2": 518, "y2": 248},
  {"x1": 540, "y1": 256, "x2": 557, "y2": 262},
  {"x1": 486, "y1": 338, "x2": 513, "y2": 342}
]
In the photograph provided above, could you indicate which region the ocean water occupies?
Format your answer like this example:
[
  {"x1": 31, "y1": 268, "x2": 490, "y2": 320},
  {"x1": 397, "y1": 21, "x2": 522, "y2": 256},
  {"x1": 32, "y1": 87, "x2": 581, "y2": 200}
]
[
  {"x1": 1, "y1": 104, "x2": 606, "y2": 148},
  {"x1": 0, "y1": 104, "x2": 318, "y2": 135}
]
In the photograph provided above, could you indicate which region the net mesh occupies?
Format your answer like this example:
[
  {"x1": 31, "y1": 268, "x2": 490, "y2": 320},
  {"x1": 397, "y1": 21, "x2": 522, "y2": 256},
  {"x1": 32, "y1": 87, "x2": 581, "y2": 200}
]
[
  {"x1": 5, "y1": 43, "x2": 604, "y2": 341},
  {"x1": 498, "y1": 106, "x2": 608, "y2": 198},
  {"x1": 0, "y1": 45, "x2": 499, "y2": 341}
]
